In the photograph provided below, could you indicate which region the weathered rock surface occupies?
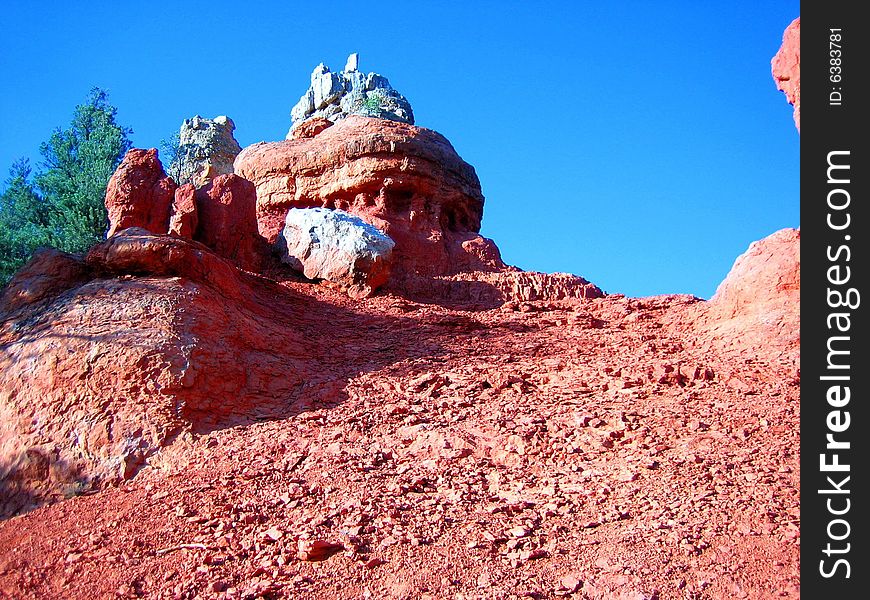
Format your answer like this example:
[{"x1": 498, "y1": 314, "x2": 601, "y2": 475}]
[
  {"x1": 288, "y1": 116, "x2": 334, "y2": 140},
  {"x1": 279, "y1": 208, "x2": 394, "y2": 298},
  {"x1": 0, "y1": 248, "x2": 91, "y2": 314},
  {"x1": 173, "y1": 115, "x2": 243, "y2": 187},
  {"x1": 105, "y1": 148, "x2": 177, "y2": 237},
  {"x1": 168, "y1": 183, "x2": 198, "y2": 238},
  {"x1": 193, "y1": 174, "x2": 264, "y2": 271},
  {"x1": 236, "y1": 116, "x2": 500, "y2": 282},
  {"x1": 400, "y1": 270, "x2": 604, "y2": 308},
  {"x1": 0, "y1": 241, "x2": 800, "y2": 597},
  {"x1": 772, "y1": 17, "x2": 800, "y2": 132},
  {"x1": 289, "y1": 54, "x2": 414, "y2": 131},
  {"x1": 0, "y1": 230, "x2": 311, "y2": 515},
  {"x1": 697, "y1": 228, "x2": 800, "y2": 356},
  {"x1": 105, "y1": 152, "x2": 265, "y2": 271}
]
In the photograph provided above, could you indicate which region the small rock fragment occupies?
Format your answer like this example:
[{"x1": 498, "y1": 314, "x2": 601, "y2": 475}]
[{"x1": 297, "y1": 539, "x2": 344, "y2": 562}]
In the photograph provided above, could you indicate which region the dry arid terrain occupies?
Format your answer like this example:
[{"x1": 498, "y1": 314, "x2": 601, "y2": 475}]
[
  {"x1": 0, "y1": 266, "x2": 799, "y2": 599},
  {"x1": 0, "y1": 18, "x2": 801, "y2": 600}
]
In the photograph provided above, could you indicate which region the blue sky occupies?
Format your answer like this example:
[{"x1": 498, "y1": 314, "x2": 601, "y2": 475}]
[{"x1": 0, "y1": 1, "x2": 799, "y2": 298}]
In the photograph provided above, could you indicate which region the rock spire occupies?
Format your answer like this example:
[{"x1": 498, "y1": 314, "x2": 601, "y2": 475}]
[{"x1": 289, "y1": 53, "x2": 414, "y2": 137}]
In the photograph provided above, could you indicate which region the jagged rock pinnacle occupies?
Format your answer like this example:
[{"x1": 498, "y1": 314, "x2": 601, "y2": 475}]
[{"x1": 288, "y1": 53, "x2": 414, "y2": 136}]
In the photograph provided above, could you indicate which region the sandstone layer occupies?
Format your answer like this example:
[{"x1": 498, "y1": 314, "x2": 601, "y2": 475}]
[{"x1": 697, "y1": 228, "x2": 800, "y2": 358}]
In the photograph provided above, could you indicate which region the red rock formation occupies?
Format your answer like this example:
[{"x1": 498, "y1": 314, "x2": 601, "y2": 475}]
[
  {"x1": 169, "y1": 183, "x2": 198, "y2": 238},
  {"x1": 0, "y1": 230, "x2": 311, "y2": 513},
  {"x1": 699, "y1": 228, "x2": 800, "y2": 355},
  {"x1": 0, "y1": 248, "x2": 91, "y2": 313},
  {"x1": 105, "y1": 153, "x2": 263, "y2": 270},
  {"x1": 289, "y1": 116, "x2": 334, "y2": 139},
  {"x1": 772, "y1": 17, "x2": 800, "y2": 132},
  {"x1": 0, "y1": 243, "x2": 801, "y2": 596},
  {"x1": 86, "y1": 228, "x2": 249, "y2": 301},
  {"x1": 193, "y1": 174, "x2": 264, "y2": 271},
  {"x1": 235, "y1": 116, "x2": 502, "y2": 279},
  {"x1": 105, "y1": 148, "x2": 177, "y2": 236}
]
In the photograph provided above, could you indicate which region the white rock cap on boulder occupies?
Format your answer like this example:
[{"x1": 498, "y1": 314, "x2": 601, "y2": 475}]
[
  {"x1": 278, "y1": 207, "x2": 395, "y2": 298},
  {"x1": 288, "y1": 53, "x2": 415, "y2": 137}
]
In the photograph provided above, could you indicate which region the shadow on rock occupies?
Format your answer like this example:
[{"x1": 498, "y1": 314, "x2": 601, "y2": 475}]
[
  {"x1": 0, "y1": 232, "x2": 448, "y2": 516},
  {"x1": 0, "y1": 451, "x2": 89, "y2": 520}
]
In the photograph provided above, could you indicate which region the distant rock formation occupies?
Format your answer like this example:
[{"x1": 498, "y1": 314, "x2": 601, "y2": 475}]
[
  {"x1": 279, "y1": 207, "x2": 395, "y2": 298},
  {"x1": 173, "y1": 115, "x2": 243, "y2": 186},
  {"x1": 289, "y1": 53, "x2": 414, "y2": 135},
  {"x1": 772, "y1": 18, "x2": 800, "y2": 132}
]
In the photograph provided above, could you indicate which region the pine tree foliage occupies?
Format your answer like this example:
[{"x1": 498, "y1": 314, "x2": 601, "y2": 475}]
[
  {"x1": 0, "y1": 88, "x2": 131, "y2": 284},
  {"x1": 0, "y1": 159, "x2": 52, "y2": 282}
]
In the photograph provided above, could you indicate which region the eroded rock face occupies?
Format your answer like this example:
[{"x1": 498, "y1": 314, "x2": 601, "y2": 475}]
[
  {"x1": 104, "y1": 153, "x2": 265, "y2": 271},
  {"x1": 174, "y1": 115, "x2": 243, "y2": 187},
  {"x1": 194, "y1": 174, "x2": 264, "y2": 271},
  {"x1": 288, "y1": 116, "x2": 334, "y2": 140},
  {"x1": 289, "y1": 54, "x2": 414, "y2": 130},
  {"x1": 0, "y1": 230, "x2": 314, "y2": 515},
  {"x1": 772, "y1": 18, "x2": 800, "y2": 132},
  {"x1": 279, "y1": 208, "x2": 394, "y2": 298},
  {"x1": 169, "y1": 183, "x2": 198, "y2": 238},
  {"x1": 105, "y1": 149, "x2": 177, "y2": 237},
  {"x1": 700, "y1": 228, "x2": 800, "y2": 353},
  {"x1": 235, "y1": 116, "x2": 501, "y2": 280},
  {"x1": 0, "y1": 249, "x2": 91, "y2": 314}
]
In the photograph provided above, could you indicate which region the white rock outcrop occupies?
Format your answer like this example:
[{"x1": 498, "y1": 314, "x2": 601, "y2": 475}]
[
  {"x1": 278, "y1": 207, "x2": 395, "y2": 298},
  {"x1": 288, "y1": 54, "x2": 414, "y2": 137}
]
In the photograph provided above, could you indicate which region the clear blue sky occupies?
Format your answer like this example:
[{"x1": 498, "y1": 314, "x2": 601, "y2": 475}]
[{"x1": 1, "y1": 1, "x2": 799, "y2": 298}]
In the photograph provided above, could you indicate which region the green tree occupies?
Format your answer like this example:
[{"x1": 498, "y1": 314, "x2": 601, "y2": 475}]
[
  {"x1": 34, "y1": 87, "x2": 132, "y2": 253},
  {"x1": 0, "y1": 88, "x2": 131, "y2": 284},
  {"x1": 0, "y1": 159, "x2": 52, "y2": 283}
]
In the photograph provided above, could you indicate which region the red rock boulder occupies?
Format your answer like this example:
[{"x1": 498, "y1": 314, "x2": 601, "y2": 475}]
[
  {"x1": 105, "y1": 148, "x2": 177, "y2": 236},
  {"x1": 234, "y1": 116, "x2": 503, "y2": 279},
  {"x1": 772, "y1": 18, "x2": 800, "y2": 132},
  {"x1": 193, "y1": 174, "x2": 264, "y2": 271},
  {"x1": 169, "y1": 183, "x2": 198, "y2": 238}
]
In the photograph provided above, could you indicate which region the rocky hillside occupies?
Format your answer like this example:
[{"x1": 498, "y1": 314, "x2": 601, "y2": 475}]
[{"x1": 0, "y1": 41, "x2": 799, "y2": 600}]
